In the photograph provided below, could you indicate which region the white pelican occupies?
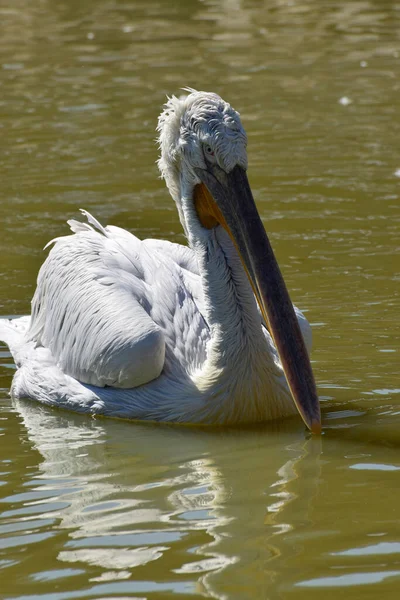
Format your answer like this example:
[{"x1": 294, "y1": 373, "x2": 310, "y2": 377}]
[{"x1": 0, "y1": 90, "x2": 321, "y2": 432}]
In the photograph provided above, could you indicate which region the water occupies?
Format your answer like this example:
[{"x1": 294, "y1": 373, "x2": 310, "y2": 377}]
[{"x1": 0, "y1": 0, "x2": 399, "y2": 598}]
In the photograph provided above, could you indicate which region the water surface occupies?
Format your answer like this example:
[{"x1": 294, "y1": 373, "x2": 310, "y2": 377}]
[{"x1": 1, "y1": 1, "x2": 399, "y2": 598}]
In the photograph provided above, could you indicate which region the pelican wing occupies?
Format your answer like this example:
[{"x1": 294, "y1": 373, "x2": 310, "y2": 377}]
[{"x1": 26, "y1": 213, "x2": 207, "y2": 390}]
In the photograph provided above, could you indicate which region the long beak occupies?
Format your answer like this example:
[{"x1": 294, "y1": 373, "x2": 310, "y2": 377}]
[{"x1": 194, "y1": 164, "x2": 321, "y2": 434}]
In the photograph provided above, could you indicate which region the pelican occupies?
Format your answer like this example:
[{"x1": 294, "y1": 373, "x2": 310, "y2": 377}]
[{"x1": 0, "y1": 90, "x2": 321, "y2": 432}]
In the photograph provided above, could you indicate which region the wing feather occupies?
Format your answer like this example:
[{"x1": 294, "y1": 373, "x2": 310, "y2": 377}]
[{"x1": 28, "y1": 220, "x2": 166, "y2": 388}]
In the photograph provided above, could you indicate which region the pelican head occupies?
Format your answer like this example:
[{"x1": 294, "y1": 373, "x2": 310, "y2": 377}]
[
  {"x1": 158, "y1": 90, "x2": 321, "y2": 433},
  {"x1": 158, "y1": 90, "x2": 247, "y2": 203}
]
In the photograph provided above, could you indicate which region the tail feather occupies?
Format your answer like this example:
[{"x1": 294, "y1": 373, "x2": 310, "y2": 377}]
[{"x1": 0, "y1": 316, "x2": 31, "y2": 357}]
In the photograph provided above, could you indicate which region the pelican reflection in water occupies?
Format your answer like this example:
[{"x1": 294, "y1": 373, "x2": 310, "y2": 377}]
[
  {"x1": 0, "y1": 90, "x2": 320, "y2": 431},
  {"x1": 8, "y1": 398, "x2": 322, "y2": 597}
]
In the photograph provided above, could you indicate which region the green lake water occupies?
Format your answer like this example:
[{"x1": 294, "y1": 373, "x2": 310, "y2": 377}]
[{"x1": 0, "y1": 1, "x2": 399, "y2": 598}]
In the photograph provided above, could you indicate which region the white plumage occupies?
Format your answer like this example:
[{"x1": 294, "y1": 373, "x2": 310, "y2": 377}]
[{"x1": 0, "y1": 90, "x2": 316, "y2": 426}]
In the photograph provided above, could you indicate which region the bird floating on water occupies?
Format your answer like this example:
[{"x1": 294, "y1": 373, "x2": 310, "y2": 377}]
[{"x1": 0, "y1": 90, "x2": 321, "y2": 432}]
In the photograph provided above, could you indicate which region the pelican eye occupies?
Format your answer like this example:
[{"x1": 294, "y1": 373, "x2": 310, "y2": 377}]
[{"x1": 203, "y1": 144, "x2": 216, "y2": 164}]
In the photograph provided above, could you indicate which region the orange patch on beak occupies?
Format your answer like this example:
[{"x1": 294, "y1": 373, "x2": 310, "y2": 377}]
[{"x1": 193, "y1": 183, "x2": 228, "y2": 230}]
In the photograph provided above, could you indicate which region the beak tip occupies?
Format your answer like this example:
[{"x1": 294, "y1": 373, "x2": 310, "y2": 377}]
[{"x1": 310, "y1": 419, "x2": 322, "y2": 435}]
